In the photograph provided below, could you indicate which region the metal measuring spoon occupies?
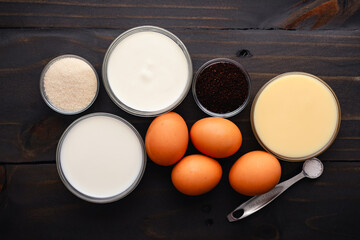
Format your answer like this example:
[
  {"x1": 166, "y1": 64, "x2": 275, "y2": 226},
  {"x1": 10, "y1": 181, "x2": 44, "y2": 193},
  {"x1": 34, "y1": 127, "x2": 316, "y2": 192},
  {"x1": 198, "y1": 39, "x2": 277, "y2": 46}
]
[{"x1": 227, "y1": 158, "x2": 324, "y2": 222}]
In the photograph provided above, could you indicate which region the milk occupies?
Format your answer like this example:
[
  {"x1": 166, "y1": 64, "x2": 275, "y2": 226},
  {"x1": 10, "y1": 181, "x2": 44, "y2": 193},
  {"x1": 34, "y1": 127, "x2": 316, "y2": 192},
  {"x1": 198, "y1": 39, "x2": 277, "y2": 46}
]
[
  {"x1": 253, "y1": 73, "x2": 339, "y2": 159},
  {"x1": 106, "y1": 31, "x2": 189, "y2": 112},
  {"x1": 59, "y1": 114, "x2": 144, "y2": 199}
]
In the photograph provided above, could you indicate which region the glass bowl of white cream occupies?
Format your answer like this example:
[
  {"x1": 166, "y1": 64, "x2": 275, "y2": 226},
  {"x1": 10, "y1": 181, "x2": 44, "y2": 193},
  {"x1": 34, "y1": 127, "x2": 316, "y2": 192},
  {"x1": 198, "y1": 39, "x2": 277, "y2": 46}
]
[
  {"x1": 102, "y1": 26, "x2": 193, "y2": 117},
  {"x1": 56, "y1": 113, "x2": 146, "y2": 203}
]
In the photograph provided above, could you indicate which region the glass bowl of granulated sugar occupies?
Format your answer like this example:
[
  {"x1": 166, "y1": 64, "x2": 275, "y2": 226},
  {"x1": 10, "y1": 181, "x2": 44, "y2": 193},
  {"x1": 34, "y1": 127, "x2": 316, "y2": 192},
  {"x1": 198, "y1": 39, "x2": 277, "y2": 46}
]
[{"x1": 40, "y1": 55, "x2": 99, "y2": 115}]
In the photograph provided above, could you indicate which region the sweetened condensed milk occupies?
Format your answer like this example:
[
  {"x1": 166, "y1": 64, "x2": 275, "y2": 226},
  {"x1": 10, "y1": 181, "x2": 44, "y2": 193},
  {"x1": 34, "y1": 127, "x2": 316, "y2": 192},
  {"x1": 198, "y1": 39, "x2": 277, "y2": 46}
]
[{"x1": 251, "y1": 72, "x2": 340, "y2": 161}]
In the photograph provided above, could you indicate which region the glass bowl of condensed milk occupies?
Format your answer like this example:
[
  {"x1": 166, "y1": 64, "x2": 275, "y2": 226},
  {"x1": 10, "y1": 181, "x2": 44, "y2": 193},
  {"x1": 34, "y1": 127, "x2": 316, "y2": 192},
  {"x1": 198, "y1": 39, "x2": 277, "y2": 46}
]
[
  {"x1": 251, "y1": 72, "x2": 341, "y2": 162},
  {"x1": 102, "y1": 26, "x2": 193, "y2": 117}
]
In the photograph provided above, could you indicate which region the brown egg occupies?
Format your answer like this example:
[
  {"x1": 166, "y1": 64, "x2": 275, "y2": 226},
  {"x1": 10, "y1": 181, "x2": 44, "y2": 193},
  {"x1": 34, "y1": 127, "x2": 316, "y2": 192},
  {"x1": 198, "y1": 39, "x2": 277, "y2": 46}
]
[
  {"x1": 145, "y1": 112, "x2": 188, "y2": 166},
  {"x1": 171, "y1": 154, "x2": 222, "y2": 196},
  {"x1": 190, "y1": 117, "x2": 242, "y2": 158},
  {"x1": 229, "y1": 151, "x2": 281, "y2": 196}
]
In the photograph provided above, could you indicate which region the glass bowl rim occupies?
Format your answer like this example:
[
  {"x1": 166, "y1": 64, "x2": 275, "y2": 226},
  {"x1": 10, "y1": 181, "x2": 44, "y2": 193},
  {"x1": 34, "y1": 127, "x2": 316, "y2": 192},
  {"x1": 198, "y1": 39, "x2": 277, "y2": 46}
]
[
  {"x1": 192, "y1": 57, "x2": 251, "y2": 118},
  {"x1": 56, "y1": 112, "x2": 147, "y2": 203},
  {"x1": 102, "y1": 25, "x2": 193, "y2": 117},
  {"x1": 250, "y1": 71, "x2": 341, "y2": 162},
  {"x1": 40, "y1": 54, "x2": 99, "y2": 115}
]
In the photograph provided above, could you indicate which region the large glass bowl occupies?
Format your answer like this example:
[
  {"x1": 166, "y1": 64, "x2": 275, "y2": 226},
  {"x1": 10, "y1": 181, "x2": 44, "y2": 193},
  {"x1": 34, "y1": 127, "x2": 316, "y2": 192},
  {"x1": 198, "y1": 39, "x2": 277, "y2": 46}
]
[{"x1": 102, "y1": 26, "x2": 193, "y2": 117}]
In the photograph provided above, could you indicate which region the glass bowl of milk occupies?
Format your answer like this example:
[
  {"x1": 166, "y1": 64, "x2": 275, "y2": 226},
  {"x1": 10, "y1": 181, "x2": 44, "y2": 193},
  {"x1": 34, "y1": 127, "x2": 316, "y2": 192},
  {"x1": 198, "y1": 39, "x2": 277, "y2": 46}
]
[
  {"x1": 56, "y1": 113, "x2": 146, "y2": 203},
  {"x1": 102, "y1": 26, "x2": 193, "y2": 117},
  {"x1": 251, "y1": 72, "x2": 341, "y2": 162}
]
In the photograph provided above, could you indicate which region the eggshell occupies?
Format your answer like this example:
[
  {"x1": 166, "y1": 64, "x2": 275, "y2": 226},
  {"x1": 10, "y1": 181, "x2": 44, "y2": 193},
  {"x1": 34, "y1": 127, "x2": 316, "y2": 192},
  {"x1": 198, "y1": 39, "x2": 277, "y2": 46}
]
[
  {"x1": 171, "y1": 154, "x2": 222, "y2": 196},
  {"x1": 229, "y1": 151, "x2": 281, "y2": 196},
  {"x1": 145, "y1": 112, "x2": 188, "y2": 166},
  {"x1": 190, "y1": 117, "x2": 242, "y2": 158}
]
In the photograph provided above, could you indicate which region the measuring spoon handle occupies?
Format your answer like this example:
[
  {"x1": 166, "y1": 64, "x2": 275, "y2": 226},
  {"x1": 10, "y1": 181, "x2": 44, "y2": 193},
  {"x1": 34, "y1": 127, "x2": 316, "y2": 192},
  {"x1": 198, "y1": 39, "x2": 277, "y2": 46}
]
[{"x1": 227, "y1": 172, "x2": 305, "y2": 222}]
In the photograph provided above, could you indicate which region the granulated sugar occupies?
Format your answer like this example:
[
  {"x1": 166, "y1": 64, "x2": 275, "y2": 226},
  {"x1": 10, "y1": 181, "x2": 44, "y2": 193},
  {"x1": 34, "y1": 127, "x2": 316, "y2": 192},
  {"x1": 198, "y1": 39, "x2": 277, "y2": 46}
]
[
  {"x1": 43, "y1": 56, "x2": 98, "y2": 112},
  {"x1": 304, "y1": 159, "x2": 323, "y2": 178}
]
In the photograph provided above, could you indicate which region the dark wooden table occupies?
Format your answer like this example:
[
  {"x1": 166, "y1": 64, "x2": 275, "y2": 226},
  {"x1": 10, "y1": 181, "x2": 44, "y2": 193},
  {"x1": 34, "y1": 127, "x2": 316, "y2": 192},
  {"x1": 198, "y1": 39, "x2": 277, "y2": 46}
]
[{"x1": 0, "y1": 1, "x2": 359, "y2": 239}]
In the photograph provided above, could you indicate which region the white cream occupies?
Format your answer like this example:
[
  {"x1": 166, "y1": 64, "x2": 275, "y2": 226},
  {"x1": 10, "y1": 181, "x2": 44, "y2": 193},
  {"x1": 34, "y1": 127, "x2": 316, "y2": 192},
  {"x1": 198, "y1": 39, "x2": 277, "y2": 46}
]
[
  {"x1": 106, "y1": 31, "x2": 189, "y2": 112},
  {"x1": 59, "y1": 115, "x2": 144, "y2": 199}
]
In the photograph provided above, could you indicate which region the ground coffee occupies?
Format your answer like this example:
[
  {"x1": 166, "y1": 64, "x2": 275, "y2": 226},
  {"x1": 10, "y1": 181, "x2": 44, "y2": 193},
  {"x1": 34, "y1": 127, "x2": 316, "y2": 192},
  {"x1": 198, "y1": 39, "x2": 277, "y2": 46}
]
[{"x1": 195, "y1": 61, "x2": 249, "y2": 114}]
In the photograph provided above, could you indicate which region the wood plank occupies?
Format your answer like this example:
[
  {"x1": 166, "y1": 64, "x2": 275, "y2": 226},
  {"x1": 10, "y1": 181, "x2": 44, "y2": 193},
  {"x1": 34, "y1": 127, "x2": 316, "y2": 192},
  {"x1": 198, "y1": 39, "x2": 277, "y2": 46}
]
[
  {"x1": 0, "y1": 162, "x2": 359, "y2": 239},
  {"x1": 0, "y1": 165, "x2": 4, "y2": 192},
  {"x1": 0, "y1": 0, "x2": 358, "y2": 29},
  {"x1": 0, "y1": 1, "x2": 359, "y2": 239},
  {"x1": 0, "y1": 29, "x2": 359, "y2": 163}
]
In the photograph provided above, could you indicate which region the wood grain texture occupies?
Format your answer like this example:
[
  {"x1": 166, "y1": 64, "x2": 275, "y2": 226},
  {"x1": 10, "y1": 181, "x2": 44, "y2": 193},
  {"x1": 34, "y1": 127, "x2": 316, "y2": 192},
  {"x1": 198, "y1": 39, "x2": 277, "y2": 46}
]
[
  {"x1": 0, "y1": 165, "x2": 4, "y2": 192},
  {"x1": 0, "y1": 162, "x2": 359, "y2": 239},
  {"x1": 0, "y1": 0, "x2": 358, "y2": 29},
  {"x1": 0, "y1": 29, "x2": 359, "y2": 163},
  {"x1": 0, "y1": 1, "x2": 359, "y2": 239},
  {"x1": 282, "y1": 0, "x2": 360, "y2": 29}
]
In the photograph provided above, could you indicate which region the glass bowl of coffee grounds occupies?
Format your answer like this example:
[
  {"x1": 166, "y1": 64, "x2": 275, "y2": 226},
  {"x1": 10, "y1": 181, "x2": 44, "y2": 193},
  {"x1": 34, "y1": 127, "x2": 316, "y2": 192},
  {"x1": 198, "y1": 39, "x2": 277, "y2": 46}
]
[{"x1": 192, "y1": 58, "x2": 251, "y2": 118}]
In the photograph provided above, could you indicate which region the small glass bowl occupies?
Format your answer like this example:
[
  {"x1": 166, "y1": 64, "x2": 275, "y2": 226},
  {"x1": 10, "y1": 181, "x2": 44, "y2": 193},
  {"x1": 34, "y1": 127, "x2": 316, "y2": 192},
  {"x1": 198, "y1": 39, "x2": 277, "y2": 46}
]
[
  {"x1": 56, "y1": 112, "x2": 147, "y2": 203},
  {"x1": 192, "y1": 58, "x2": 251, "y2": 118},
  {"x1": 250, "y1": 72, "x2": 341, "y2": 162},
  {"x1": 102, "y1": 25, "x2": 193, "y2": 117},
  {"x1": 40, "y1": 54, "x2": 99, "y2": 115}
]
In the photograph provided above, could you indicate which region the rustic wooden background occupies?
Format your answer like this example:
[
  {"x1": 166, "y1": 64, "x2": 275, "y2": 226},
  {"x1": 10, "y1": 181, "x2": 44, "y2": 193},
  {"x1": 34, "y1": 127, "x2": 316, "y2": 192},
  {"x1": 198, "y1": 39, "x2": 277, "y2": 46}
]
[{"x1": 0, "y1": 0, "x2": 359, "y2": 239}]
